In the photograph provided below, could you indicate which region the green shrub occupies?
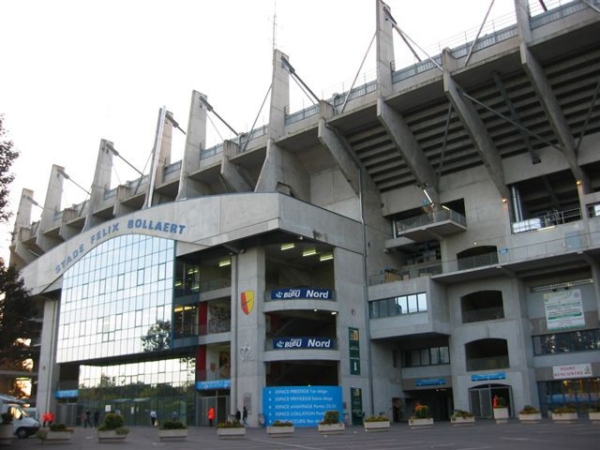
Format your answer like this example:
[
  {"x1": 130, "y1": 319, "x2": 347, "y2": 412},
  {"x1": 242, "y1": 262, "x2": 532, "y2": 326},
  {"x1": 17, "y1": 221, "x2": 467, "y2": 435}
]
[
  {"x1": 160, "y1": 419, "x2": 187, "y2": 430},
  {"x1": 217, "y1": 419, "x2": 243, "y2": 428},
  {"x1": 363, "y1": 415, "x2": 389, "y2": 422},
  {"x1": 553, "y1": 405, "x2": 577, "y2": 414},
  {"x1": 98, "y1": 412, "x2": 129, "y2": 435},
  {"x1": 270, "y1": 420, "x2": 293, "y2": 426},
  {"x1": 493, "y1": 397, "x2": 506, "y2": 408},
  {"x1": 519, "y1": 405, "x2": 540, "y2": 414},
  {"x1": 451, "y1": 409, "x2": 474, "y2": 420},
  {"x1": 320, "y1": 410, "x2": 340, "y2": 424},
  {"x1": 49, "y1": 423, "x2": 69, "y2": 432},
  {"x1": 412, "y1": 404, "x2": 431, "y2": 419}
]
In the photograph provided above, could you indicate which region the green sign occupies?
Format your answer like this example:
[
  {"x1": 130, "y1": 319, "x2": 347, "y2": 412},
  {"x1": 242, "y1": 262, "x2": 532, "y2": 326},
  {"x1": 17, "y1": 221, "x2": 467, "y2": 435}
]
[
  {"x1": 350, "y1": 387, "x2": 363, "y2": 425},
  {"x1": 349, "y1": 327, "x2": 360, "y2": 360}
]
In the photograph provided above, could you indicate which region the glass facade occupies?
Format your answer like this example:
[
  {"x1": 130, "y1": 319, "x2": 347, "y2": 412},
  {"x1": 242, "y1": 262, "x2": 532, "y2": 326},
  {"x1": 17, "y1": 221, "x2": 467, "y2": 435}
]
[
  {"x1": 538, "y1": 378, "x2": 600, "y2": 414},
  {"x1": 77, "y1": 358, "x2": 196, "y2": 426},
  {"x1": 369, "y1": 293, "x2": 428, "y2": 318},
  {"x1": 402, "y1": 346, "x2": 450, "y2": 367},
  {"x1": 533, "y1": 329, "x2": 600, "y2": 355},
  {"x1": 57, "y1": 235, "x2": 175, "y2": 363}
]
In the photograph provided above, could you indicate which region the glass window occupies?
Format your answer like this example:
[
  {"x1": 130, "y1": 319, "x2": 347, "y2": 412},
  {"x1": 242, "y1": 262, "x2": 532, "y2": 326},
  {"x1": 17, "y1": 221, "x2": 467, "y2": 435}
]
[
  {"x1": 368, "y1": 292, "x2": 427, "y2": 318},
  {"x1": 57, "y1": 235, "x2": 174, "y2": 363}
]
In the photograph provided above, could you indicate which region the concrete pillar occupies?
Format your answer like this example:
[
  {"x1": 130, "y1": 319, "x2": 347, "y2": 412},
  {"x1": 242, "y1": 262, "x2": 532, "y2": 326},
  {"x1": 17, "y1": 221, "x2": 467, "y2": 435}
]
[
  {"x1": 269, "y1": 49, "x2": 290, "y2": 140},
  {"x1": 35, "y1": 165, "x2": 64, "y2": 251},
  {"x1": 84, "y1": 139, "x2": 114, "y2": 230},
  {"x1": 36, "y1": 298, "x2": 61, "y2": 424},
  {"x1": 376, "y1": 0, "x2": 395, "y2": 97},
  {"x1": 8, "y1": 188, "x2": 36, "y2": 269},
  {"x1": 178, "y1": 91, "x2": 209, "y2": 200}
]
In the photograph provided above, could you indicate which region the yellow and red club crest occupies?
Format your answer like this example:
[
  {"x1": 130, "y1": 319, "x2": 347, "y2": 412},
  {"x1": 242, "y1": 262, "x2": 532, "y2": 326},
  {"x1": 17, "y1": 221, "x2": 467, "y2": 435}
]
[{"x1": 241, "y1": 290, "x2": 254, "y2": 315}]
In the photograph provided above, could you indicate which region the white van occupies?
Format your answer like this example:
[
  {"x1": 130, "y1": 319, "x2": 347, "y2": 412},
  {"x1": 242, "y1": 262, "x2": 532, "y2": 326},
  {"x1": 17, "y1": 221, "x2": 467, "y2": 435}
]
[{"x1": 0, "y1": 395, "x2": 40, "y2": 438}]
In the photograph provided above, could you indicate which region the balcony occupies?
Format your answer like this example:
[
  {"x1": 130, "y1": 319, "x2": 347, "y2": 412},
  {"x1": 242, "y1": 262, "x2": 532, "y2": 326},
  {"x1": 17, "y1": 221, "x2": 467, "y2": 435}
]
[{"x1": 393, "y1": 209, "x2": 467, "y2": 243}]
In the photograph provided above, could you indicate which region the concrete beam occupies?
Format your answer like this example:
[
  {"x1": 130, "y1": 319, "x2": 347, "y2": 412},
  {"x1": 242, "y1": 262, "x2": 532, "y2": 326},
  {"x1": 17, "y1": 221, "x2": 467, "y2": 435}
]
[
  {"x1": 377, "y1": 98, "x2": 439, "y2": 204},
  {"x1": 442, "y1": 50, "x2": 509, "y2": 200},
  {"x1": 36, "y1": 165, "x2": 65, "y2": 251},
  {"x1": 222, "y1": 140, "x2": 253, "y2": 192},
  {"x1": 317, "y1": 119, "x2": 360, "y2": 196},
  {"x1": 520, "y1": 45, "x2": 589, "y2": 189},
  {"x1": 269, "y1": 50, "x2": 290, "y2": 140}
]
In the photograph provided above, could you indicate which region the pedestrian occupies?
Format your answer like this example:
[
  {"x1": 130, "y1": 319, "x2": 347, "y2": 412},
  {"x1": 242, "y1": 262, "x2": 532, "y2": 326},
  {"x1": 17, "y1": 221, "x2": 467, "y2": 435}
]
[
  {"x1": 242, "y1": 406, "x2": 248, "y2": 426},
  {"x1": 42, "y1": 412, "x2": 49, "y2": 427},
  {"x1": 150, "y1": 410, "x2": 157, "y2": 426},
  {"x1": 47, "y1": 411, "x2": 54, "y2": 427},
  {"x1": 207, "y1": 406, "x2": 215, "y2": 427},
  {"x1": 93, "y1": 410, "x2": 100, "y2": 427},
  {"x1": 84, "y1": 410, "x2": 92, "y2": 428},
  {"x1": 235, "y1": 409, "x2": 241, "y2": 422}
]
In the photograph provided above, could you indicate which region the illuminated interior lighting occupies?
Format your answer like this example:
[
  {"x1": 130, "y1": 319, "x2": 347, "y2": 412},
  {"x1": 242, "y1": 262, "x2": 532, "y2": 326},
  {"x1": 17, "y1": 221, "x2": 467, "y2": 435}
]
[
  {"x1": 537, "y1": 225, "x2": 556, "y2": 231},
  {"x1": 319, "y1": 252, "x2": 334, "y2": 262},
  {"x1": 302, "y1": 248, "x2": 317, "y2": 257},
  {"x1": 219, "y1": 257, "x2": 231, "y2": 267},
  {"x1": 442, "y1": 205, "x2": 450, "y2": 211},
  {"x1": 501, "y1": 197, "x2": 508, "y2": 203},
  {"x1": 281, "y1": 243, "x2": 295, "y2": 251},
  {"x1": 576, "y1": 180, "x2": 582, "y2": 186},
  {"x1": 331, "y1": 311, "x2": 337, "y2": 315}
]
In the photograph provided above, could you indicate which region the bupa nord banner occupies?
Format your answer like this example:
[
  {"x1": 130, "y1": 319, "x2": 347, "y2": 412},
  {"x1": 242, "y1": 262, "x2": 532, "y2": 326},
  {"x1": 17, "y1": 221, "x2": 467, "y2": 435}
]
[
  {"x1": 270, "y1": 288, "x2": 333, "y2": 300},
  {"x1": 273, "y1": 337, "x2": 335, "y2": 349}
]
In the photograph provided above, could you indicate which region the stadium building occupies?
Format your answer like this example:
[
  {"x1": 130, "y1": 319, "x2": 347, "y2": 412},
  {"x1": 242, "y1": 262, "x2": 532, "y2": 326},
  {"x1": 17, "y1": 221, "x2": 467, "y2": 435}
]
[{"x1": 10, "y1": 0, "x2": 600, "y2": 426}]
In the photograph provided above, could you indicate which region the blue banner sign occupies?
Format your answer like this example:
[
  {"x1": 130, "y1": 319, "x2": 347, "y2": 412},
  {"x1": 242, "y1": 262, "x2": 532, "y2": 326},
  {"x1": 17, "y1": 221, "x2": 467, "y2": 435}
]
[
  {"x1": 270, "y1": 288, "x2": 333, "y2": 300},
  {"x1": 195, "y1": 379, "x2": 231, "y2": 390},
  {"x1": 415, "y1": 378, "x2": 447, "y2": 387},
  {"x1": 263, "y1": 386, "x2": 342, "y2": 427},
  {"x1": 273, "y1": 337, "x2": 334, "y2": 349},
  {"x1": 471, "y1": 372, "x2": 506, "y2": 382},
  {"x1": 55, "y1": 390, "x2": 78, "y2": 399}
]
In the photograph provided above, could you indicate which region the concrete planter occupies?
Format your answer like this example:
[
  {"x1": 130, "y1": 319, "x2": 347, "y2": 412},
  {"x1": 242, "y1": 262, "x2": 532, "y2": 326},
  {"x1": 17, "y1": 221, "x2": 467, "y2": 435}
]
[
  {"x1": 451, "y1": 416, "x2": 475, "y2": 426},
  {"x1": 552, "y1": 412, "x2": 578, "y2": 423},
  {"x1": 266, "y1": 425, "x2": 294, "y2": 437},
  {"x1": 518, "y1": 413, "x2": 542, "y2": 423},
  {"x1": 363, "y1": 420, "x2": 390, "y2": 432},
  {"x1": 0, "y1": 425, "x2": 13, "y2": 446},
  {"x1": 97, "y1": 430, "x2": 128, "y2": 442},
  {"x1": 217, "y1": 427, "x2": 246, "y2": 438},
  {"x1": 589, "y1": 411, "x2": 600, "y2": 424},
  {"x1": 408, "y1": 418, "x2": 434, "y2": 428},
  {"x1": 45, "y1": 431, "x2": 73, "y2": 442},
  {"x1": 158, "y1": 429, "x2": 187, "y2": 442},
  {"x1": 493, "y1": 407, "x2": 509, "y2": 424},
  {"x1": 317, "y1": 423, "x2": 345, "y2": 434}
]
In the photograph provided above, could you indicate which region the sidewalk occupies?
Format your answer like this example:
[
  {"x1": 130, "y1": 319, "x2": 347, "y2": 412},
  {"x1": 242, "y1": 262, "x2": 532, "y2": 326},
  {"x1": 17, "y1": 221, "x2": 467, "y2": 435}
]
[{"x1": 9, "y1": 419, "x2": 600, "y2": 450}]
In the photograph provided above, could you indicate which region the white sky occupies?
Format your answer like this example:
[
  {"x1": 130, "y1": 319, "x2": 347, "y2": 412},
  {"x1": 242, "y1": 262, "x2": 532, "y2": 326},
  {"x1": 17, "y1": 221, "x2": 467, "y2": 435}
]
[{"x1": 0, "y1": 0, "x2": 534, "y2": 261}]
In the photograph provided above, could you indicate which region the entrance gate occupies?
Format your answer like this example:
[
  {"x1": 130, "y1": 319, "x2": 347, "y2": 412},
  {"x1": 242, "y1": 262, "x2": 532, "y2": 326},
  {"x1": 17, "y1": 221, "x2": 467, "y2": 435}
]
[{"x1": 469, "y1": 384, "x2": 512, "y2": 419}]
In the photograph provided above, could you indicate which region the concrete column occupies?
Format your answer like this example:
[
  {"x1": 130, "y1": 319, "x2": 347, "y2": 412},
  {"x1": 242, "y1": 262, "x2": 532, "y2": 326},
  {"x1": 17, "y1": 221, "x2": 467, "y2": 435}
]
[
  {"x1": 84, "y1": 139, "x2": 114, "y2": 230},
  {"x1": 146, "y1": 107, "x2": 173, "y2": 207},
  {"x1": 234, "y1": 248, "x2": 266, "y2": 427},
  {"x1": 222, "y1": 140, "x2": 252, "y2": 192},
  {"x1": 36, "y1": 298, "x2": 61, "y2": 423},
  {"x1": 35, "y1": 165, "x2": 64, "y2": 251},
  {"x1": 269, "y1": 49, "x2": 290, "y2": 140},
  {"x1": 376, "y1": 0, "x2": 395, "y2": 97},
  {"x1": 177, "y1": 91, "x2": 208, "y2": 200},
  {"x1": 8, "y1": 188, "x2": 36, "y2": 269}
]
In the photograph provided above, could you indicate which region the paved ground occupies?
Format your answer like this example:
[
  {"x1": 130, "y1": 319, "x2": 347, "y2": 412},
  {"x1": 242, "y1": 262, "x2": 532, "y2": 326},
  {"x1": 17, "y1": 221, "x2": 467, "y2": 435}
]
[{"x1": 8, "y1": 419, "x2": 600, "y2": 450}]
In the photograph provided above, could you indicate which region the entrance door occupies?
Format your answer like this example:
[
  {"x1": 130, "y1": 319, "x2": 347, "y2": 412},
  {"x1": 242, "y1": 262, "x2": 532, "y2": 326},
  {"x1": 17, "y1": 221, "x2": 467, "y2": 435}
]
[{"x1": 469, "y1": 384, "x2": 513, "y2": 418}]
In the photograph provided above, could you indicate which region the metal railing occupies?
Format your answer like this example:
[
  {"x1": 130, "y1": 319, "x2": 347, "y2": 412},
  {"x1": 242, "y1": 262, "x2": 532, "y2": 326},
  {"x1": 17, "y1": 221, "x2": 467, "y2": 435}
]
[
  {"x1": 200, "y1": 143, "x2": 223, "y2": 161},
  {"x1": 285, "y1": 104, "x2": 320, "y2": 125},
  {"x1": 395, "y1": 209, "x2": 467, "y2": 236},
  {"x1": 164, "y1": 160, "x2": 182, "y2": 176}
]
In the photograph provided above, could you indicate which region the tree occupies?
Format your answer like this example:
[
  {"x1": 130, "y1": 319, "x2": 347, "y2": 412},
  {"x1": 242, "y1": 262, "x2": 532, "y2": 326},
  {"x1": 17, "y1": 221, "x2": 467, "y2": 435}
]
[
  {"x1": 0, "y1": 115, "x2": 38, "y2": 397},
  {"x1": 0, "y1": 260, "x2": 37, "y2": 365},
  {"x1": 141, "y1": 320, "x2": 171, "y2": 352},
  {"x1": 0, "y1": 115, "x2": 18, "y2": 223}
]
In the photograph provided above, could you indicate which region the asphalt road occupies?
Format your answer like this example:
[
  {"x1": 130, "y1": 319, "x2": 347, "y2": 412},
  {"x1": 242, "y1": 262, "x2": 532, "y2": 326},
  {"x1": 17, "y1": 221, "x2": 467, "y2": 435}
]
[{"x1": 8, "y1": 418, "x2": 600, "y2": 450}]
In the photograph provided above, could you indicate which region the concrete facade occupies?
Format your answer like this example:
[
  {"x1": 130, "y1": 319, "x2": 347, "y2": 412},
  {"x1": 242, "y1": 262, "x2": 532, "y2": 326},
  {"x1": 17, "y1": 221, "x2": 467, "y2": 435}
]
[{"x1": 9, "y1": 0, "x2": 600, "y2": 426}]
